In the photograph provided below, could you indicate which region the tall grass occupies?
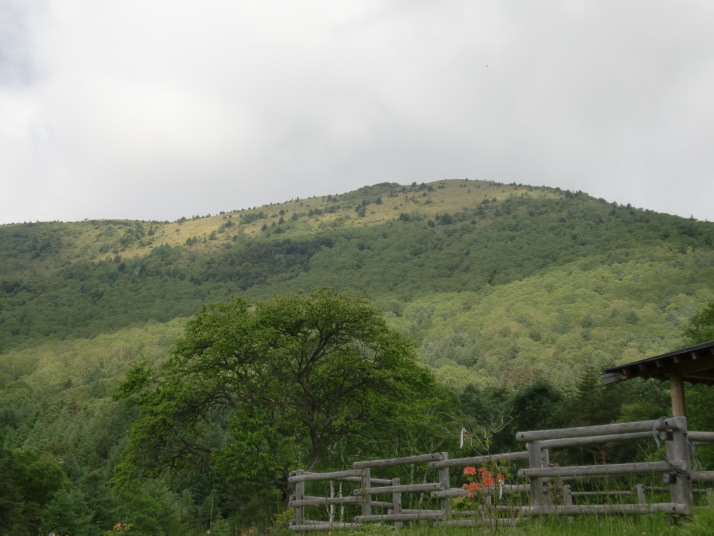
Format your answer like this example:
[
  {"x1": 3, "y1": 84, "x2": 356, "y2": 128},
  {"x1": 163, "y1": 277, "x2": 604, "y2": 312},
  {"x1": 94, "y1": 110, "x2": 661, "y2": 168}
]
[{"x1": 293, "y1": 507, "x2": 712, "y2": 536}]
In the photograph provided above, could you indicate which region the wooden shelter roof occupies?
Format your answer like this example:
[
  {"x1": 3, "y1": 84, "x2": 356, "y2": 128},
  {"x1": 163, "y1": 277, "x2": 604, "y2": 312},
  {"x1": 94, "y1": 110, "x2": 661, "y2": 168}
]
[{"x1": 600, "y1": 340, "x2": 714, "y2": 386}]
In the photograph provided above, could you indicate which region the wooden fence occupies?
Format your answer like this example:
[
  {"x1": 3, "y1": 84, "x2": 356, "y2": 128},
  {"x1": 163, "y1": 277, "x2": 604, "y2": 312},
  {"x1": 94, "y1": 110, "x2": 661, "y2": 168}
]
[{"x1": 289, "y1": 417, "x2": 714, "y2": 531}]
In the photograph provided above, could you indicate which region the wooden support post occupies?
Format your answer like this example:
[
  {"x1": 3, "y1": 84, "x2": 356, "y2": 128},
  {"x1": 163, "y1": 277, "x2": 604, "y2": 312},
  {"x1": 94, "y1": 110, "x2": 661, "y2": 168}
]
[
  {"x1": 293, "y1": 470, "x2": 305, "y2": 532},
  {"x1": 542, "y1": 448, "x2": 552, "y2": 503},
  {"x1": 541, "y1": 448, "x2": 550, "y2": 467},
  {"x1": 438, "y1": 453, "x2": 451, "y2": 521},
  {"x1": 391, "y1": 478, "x2": 402, "y2": 529},
  {"x1": 665, "y1": 417, "x2": 693, "y2": 510},
  {"x1": 670, "y1": 374, "x2": 686, "y2": 418},
  {"x1": 527, "y1": 441, "x2": 547, "y2": 507},
  {"x1": 360, "y1": 468, "x2": 372, "y2": 519},
  {"x1": 563, "y1": 485, "x2": 573, "y2": 506},
  {"x1": 636, "y1": 484, "x2": 646, "y2": 504}
]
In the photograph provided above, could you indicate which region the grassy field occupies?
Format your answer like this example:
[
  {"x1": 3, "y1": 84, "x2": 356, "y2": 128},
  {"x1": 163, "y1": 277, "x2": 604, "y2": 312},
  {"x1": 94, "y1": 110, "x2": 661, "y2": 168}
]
[{"x1": 285, "y1": 507, "x2": 713, "y2": 536}]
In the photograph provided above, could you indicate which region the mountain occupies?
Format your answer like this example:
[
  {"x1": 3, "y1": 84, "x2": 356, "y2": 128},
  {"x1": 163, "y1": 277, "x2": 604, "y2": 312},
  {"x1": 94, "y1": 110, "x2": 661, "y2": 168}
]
[
  {"x1": 1, "y1": 179, "x2": 712, "y2": 390},
  {"x1": 2, "y1": 178, "x2": 713, "y2": 533}
]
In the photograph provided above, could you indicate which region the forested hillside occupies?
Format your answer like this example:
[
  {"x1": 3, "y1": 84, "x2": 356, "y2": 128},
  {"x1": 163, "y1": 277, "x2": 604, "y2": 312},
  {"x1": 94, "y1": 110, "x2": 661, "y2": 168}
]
[{"x1": 1, "y1": 179, "x2": 713, "y2": 535}]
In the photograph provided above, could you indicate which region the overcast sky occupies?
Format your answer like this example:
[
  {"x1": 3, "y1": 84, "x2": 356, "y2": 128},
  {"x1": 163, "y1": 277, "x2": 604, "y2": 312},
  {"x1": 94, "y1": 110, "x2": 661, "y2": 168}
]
[{"x1": 1, "y1": 1, "x2": 712, "y2": 225}]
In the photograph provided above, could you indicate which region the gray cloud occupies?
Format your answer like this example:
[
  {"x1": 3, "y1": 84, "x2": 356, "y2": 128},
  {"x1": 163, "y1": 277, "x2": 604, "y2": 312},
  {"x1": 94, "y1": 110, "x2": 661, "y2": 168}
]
[{"x1": 1, "y1": 0, "x2": 712, "y2": 223}]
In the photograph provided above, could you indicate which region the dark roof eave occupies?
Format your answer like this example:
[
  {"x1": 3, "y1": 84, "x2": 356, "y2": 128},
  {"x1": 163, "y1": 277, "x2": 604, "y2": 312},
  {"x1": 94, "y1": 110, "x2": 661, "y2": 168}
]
[{"x1": 600, "y1": 340, "x2": 714, "y2": 386}]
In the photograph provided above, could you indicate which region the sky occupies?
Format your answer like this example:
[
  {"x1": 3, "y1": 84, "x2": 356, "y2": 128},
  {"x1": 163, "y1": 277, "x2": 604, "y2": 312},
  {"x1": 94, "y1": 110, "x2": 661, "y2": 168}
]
[{"x1": 1, "y1": 1, "x2": 713, "y2": 225}]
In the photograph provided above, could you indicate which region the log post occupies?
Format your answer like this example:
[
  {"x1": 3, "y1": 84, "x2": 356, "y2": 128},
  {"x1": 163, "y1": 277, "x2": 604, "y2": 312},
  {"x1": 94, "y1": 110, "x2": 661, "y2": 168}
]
[
  {"x1": 438, "y1": 453, "x2": 451, "y2": 521},
  {"x1": 563, "y1": 485, "x2": 573, "y2": 506},
  {"x1": 542, "y1": 448, "x2": 553, "y2": 503},
  {"x1": 360, "y1": 468, "x2": 372, "y2": 519},
  {"x1": 670, "y1": 375, "x2": 686, "y2": 418},
  {"x1": 666, "y1": 417, "x2": 693, "y2": 509},
  {"x1": 293, "y1": 470, "x2": 305, "y2": 531},
  {"x1": 541, "y1": 448, "x2": 550, "y2": 467},
  {"x1": 391, "y1": 478, "x2": 402, "y2": 529},
  {"x1": 526, "y1": 441, "x2": 547, "y2": 507}
]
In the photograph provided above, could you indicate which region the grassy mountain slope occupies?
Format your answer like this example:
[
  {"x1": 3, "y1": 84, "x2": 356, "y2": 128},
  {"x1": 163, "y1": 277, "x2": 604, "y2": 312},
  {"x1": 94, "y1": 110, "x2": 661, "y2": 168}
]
[
  {"x1": 1, "y1": 178, "x2": 712, "y2": 387},
  {"x1": 2, "y1": 180, "x2": 711, "y2": 360}
]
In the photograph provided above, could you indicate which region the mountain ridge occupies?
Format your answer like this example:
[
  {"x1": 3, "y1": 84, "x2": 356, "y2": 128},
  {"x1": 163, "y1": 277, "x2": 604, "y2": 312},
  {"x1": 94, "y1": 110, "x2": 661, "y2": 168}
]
[{"x1": 1, "y1": 178, "x2": 712, "y2": 385}]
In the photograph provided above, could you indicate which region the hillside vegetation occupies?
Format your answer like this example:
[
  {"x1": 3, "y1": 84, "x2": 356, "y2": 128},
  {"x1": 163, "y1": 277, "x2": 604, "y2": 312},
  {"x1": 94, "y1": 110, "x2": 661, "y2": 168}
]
[
  {"x1": 2, "y1": 181, "x2": 712, "y2": 387},
  {"x1": 1, "y1": 179, "x2": 713, "y2": 534}
]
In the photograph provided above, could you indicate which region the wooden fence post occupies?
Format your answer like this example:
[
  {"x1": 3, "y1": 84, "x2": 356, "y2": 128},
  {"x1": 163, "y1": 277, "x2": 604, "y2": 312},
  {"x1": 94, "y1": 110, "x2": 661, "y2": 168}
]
[
  {"x1": 361, "y1": 468, "x2": 372, "y2": 519},
  {"x1": 542, "y1": 448, "x2": 552, "y2": 504},
  {"x1": 665, "y1": 417, "x2": 693, "y2": 509},
  {"x1": 563, "y1": 485, "x2": 573, "y2": 506},
  {"x1": 391, "y1": 478, "x2": 402, "y2": 529},
  {"x1": 438, "y1": 453, "x2": 451, "y2": 521},
  {"x1": 527, "y1": 441, "x2": 547, "y2": 507},
  {"x1": 293, "y1": 470, "x2": 305, "y2": 531}
]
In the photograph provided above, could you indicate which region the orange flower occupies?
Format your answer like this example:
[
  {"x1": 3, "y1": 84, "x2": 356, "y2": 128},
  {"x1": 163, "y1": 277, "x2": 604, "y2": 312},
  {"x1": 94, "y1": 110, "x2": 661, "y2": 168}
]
[
  {"x1": 468, "y1": 481, "x2": 479, "y2": 490},
  {"x1": 463, "y1": 466, "x2": 477, "y2": 476}
]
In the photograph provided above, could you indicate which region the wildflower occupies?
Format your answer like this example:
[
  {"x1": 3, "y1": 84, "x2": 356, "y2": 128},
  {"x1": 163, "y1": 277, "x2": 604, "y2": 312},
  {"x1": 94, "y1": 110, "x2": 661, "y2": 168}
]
[
  {"x1": 468, "y1": 481, "x2": 479, "y2": 491},
  {"x1": 463, "y1": 466, "x2": 477, "y2": 476}
]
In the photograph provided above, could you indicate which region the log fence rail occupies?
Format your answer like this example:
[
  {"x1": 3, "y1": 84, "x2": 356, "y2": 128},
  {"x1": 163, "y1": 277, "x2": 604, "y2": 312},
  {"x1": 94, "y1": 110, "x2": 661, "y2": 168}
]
[{"x1": 289, "y1": 417, "x2": 713, "y2": 531}]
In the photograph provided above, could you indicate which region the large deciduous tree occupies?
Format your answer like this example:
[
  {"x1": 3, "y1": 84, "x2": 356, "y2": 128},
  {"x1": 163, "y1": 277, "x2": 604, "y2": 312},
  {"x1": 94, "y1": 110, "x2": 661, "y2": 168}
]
[{"x1": 117, "y1": 288, "x2": 452, "y2": 496}]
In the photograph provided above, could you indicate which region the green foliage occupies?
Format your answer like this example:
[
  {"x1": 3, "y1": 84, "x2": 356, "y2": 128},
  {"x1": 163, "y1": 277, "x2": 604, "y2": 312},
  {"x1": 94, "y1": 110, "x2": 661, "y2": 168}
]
[
  {"x1": 239, "y1": 211, "x2": 267, "y2": 224},
  {"x1": 1, "y1": 180, "x2": 714, "y2": 531},
  {"x1": 299, "y1": 516, "x2": 682, "y2": 536},
  {"x1": 679, "y1": 505, "x2": 714, "y2": 536},
  {"x1": 117, "y1": 289, "x2": 454, "y2": 520},
  {"x1": 511, "y1": 379, "x2": 564, "y2": 430},
  {"x1": 2, "y1": 183, "x2": 713, "y2": 353},
  {"x1": 204, "y1": 236, "x2": 334, "y2": 290},
  {"x1": 682, "y1": 301, "x2": 714, "y2": 468},
  {"x1": 457, "y1": 371, "x2": 671, "y2": 465},
  {"x1": 0, "y1": 442, "x2": 67, "y2": 535},
  {"x1": 683, "y1": 300, "x2": 714, "y2": 343},
  {"x1": 42, "y1": 486, "x2": 93, "y2": 536}
]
